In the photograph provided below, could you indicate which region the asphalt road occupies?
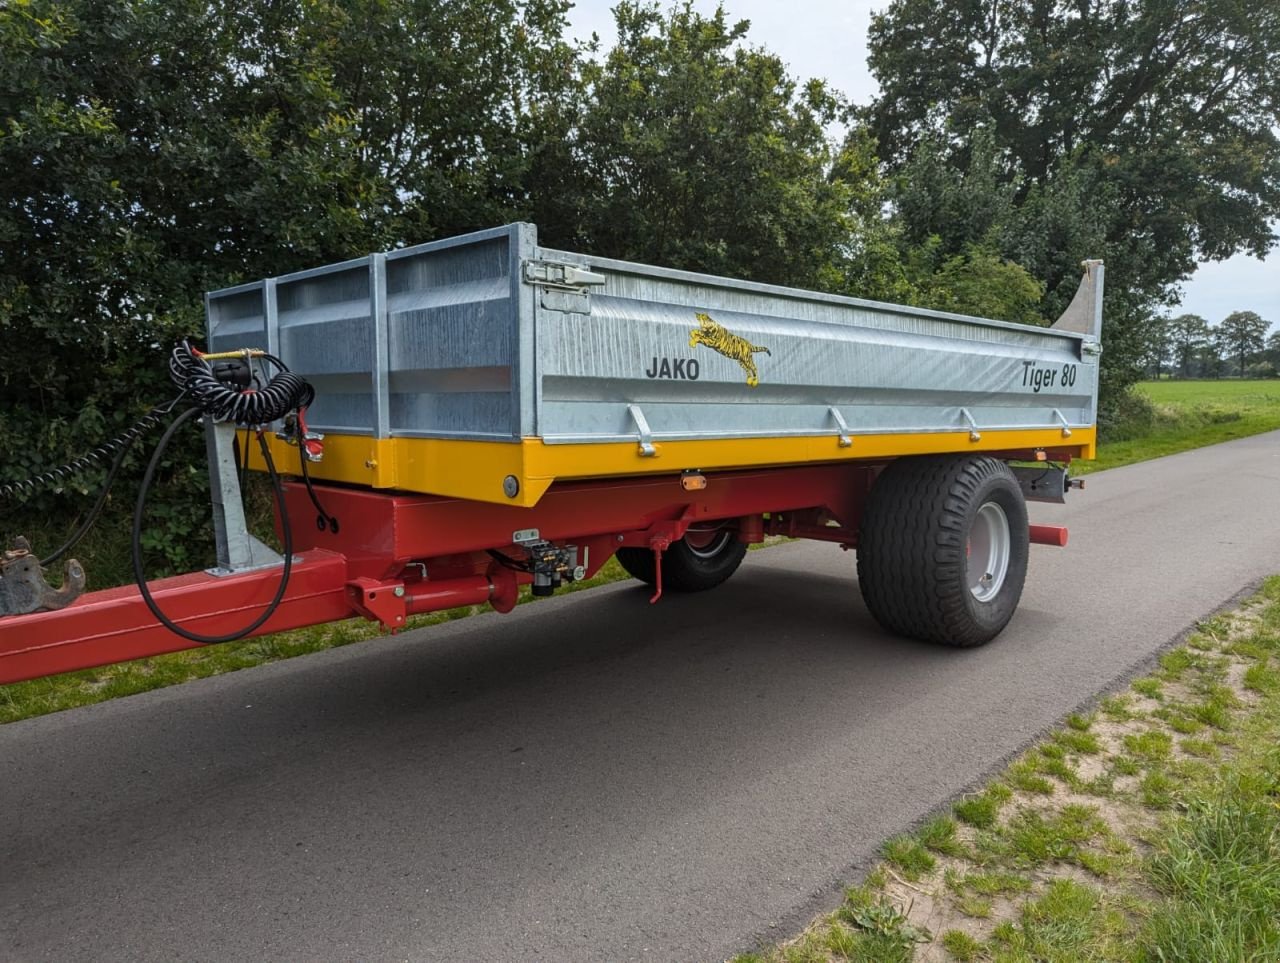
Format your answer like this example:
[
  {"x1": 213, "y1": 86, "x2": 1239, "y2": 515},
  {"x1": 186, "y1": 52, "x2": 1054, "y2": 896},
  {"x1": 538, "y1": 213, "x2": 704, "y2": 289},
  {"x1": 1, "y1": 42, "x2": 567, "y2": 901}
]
[{"x1": 4, "y1": 431, "x2": 1280, "y2": 963}]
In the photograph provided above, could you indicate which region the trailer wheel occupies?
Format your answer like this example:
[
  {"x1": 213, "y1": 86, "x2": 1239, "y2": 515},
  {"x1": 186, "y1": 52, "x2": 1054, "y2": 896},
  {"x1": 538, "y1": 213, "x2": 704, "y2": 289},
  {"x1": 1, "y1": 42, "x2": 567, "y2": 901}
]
[
  {"x1": 857, "y1": 455, "x2": 1029, "y2": 646},
  {"x1": 615, "y1": 529, "x2": 748, "y2": 592}
]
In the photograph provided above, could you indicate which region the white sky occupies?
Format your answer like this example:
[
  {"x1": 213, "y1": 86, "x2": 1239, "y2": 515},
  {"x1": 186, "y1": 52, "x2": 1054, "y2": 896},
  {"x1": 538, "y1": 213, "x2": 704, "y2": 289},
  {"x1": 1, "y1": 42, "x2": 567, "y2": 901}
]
[{"x1": 565, "y1": 0, "x2": 1279, "y2": 330}]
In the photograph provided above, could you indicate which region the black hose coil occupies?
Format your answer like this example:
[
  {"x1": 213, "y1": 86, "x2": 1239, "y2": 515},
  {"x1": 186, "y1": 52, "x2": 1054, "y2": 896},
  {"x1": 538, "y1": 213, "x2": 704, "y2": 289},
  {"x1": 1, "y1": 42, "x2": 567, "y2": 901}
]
[{"x1": 169, "y1": 341, "x2": 314, "y2": 426}]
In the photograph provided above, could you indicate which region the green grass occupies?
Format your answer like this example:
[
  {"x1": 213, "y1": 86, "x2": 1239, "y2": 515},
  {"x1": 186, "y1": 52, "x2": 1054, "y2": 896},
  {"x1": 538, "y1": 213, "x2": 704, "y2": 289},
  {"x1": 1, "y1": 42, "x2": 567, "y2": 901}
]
[
  {"x1": 1084, "y1": 379, "x2": 1280, "y2": 473},
  {"x1": 953, "y1": 789, "x2": 1007, "y2": 830},
  {"x1": 917, "y1": 815, "x2": 967, "y2": 858},
  {"x1": 1141, "y1": 768, "x2": 1280, "y2": 959},
  {"x1": 881, "y1": 836, "x2": 936, "y2": 880},
  {"x1": 939, "y1": 930, "x2": 981, "y2": 961}
]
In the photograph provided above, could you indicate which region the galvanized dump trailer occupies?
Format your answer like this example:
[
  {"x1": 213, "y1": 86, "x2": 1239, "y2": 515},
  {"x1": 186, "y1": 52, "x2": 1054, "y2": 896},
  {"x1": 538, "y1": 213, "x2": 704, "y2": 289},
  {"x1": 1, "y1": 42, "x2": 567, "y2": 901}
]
[{"x1": 1, "y1": 223, "x2": 1102, "y2": 683}]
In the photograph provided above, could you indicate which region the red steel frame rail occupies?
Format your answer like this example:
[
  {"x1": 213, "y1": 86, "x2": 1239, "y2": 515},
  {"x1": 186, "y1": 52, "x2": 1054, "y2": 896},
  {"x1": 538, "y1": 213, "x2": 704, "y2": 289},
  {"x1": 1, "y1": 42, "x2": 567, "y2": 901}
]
[{"x1": 0, "y1": 455, "x2": 1070, "y2": 685}]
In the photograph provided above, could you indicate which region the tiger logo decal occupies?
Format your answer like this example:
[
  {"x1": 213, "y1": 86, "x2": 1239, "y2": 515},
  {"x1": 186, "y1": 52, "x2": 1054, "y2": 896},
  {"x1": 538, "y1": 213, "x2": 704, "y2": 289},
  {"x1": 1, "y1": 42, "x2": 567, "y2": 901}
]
[{"x1": 689, "y1": 312, "x2": 771, "y2": 387}]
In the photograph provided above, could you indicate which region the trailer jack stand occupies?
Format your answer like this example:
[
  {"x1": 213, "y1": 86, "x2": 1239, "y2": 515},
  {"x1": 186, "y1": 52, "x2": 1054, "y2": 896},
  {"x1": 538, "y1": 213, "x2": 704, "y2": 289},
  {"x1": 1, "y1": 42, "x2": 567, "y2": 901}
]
[{"x1": 648, "y1": 537, "x2": 670, "y2": 605}]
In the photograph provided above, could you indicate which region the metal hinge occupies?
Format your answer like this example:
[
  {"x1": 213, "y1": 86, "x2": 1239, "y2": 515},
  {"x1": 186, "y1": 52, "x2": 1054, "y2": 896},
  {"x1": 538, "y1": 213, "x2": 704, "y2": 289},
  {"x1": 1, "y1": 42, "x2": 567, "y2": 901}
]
[{"x1": 1081, "y1": 340, "x2": 1102, "y2": 357}]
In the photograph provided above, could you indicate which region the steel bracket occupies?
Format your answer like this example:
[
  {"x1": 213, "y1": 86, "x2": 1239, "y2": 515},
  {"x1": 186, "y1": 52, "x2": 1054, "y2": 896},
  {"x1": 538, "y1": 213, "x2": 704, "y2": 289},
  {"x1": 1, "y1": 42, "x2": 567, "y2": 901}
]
[
  {"x1": 205, "y1": 421, "x2": 286, "y2": 577},
  {"x1": 346, "y1": 577, "x2": 407, "y2": 629}
]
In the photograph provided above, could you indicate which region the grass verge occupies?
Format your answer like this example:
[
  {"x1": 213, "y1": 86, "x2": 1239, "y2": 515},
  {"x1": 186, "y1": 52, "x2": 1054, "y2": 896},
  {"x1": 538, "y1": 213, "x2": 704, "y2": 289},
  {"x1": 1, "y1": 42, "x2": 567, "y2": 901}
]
[{"x1": 735, "y1": 575, "x2": 1280, "y2": 962}]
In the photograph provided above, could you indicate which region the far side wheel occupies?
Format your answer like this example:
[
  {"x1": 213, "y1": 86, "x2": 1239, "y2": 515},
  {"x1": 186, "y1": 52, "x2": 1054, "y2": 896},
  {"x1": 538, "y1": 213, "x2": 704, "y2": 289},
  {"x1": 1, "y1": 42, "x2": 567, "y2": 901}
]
[
  {"x1": 615, "y1": 528, "x2": 748, "y2": 592},
  {"x1": 857, "y1": 455, "x2": 1029, "y2": 646}
]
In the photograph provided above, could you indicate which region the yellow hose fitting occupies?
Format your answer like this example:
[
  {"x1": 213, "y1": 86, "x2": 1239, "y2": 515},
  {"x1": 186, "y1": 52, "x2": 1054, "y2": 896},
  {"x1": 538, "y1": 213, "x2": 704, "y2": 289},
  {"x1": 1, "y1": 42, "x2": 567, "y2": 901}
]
[{"x1": 199, "y1": 348, "x2": 267, "y2": 362}]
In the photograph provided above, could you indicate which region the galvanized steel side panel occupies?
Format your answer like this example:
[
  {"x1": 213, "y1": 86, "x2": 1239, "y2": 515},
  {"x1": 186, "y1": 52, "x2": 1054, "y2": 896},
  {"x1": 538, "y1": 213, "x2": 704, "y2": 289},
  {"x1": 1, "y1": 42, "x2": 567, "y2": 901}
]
[
  {"x1": 209, "y1": 224, "x2": 1101, "y2": 450},
  {"x1": 206, "y1": 224, "x2": 531, "y2": 440},
  {"x1": 384, "y1": 223, "x2": 533, "y2": 439},
  {"x1": 532, "y1": 248, "x2": 1099, "y2": 445},
  {"x1": 275, "y1": 257, "x2": 375, "y2": 433}
]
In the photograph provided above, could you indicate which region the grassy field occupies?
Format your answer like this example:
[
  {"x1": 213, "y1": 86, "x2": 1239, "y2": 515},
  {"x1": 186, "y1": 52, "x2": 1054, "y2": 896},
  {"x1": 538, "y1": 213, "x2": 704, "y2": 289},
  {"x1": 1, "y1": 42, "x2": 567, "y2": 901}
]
[
  {"x1": 1082, "y1": 379, "x2": 1280, "y2": 474},
  {"x1": 736, "y1": 577, "x2": 1280, "y2": 962}
]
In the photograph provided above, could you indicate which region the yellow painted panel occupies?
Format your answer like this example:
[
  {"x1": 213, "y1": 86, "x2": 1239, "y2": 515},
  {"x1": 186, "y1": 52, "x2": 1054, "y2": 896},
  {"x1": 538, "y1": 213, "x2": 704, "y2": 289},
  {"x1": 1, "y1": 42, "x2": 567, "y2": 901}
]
[{"x1": 249, "y1": 426, "x2": 1095, "y2": 508}]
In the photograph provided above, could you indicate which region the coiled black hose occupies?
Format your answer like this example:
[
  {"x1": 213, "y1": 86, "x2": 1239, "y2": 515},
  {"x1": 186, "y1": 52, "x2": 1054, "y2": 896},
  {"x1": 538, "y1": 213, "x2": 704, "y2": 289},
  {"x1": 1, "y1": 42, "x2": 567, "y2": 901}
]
[
  {"x1": 128, "y1": 343, "x2": 325, "y2": 644},
  {"x1": 169, "y1": 341, "x2": 314, "y2": 425}
]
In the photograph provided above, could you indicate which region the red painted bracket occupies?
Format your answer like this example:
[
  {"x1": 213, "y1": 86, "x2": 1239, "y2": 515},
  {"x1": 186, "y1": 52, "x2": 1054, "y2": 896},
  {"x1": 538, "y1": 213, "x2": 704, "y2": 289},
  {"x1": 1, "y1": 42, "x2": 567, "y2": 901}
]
[{"x1": 347, "y1": 577, "x2": 408, "y2": 630}]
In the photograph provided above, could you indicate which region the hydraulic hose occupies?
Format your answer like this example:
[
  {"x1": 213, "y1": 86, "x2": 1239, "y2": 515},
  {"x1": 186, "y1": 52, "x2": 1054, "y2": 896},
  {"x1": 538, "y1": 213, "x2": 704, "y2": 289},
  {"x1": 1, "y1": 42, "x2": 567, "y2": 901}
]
[{"x1": 131, "y1": 406, "x2": 295, "y2": 645}]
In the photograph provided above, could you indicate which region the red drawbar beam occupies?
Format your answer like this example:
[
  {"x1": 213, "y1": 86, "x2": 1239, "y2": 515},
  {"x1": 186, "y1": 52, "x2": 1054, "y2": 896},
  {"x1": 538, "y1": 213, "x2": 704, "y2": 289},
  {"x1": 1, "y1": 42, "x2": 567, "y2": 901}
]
[
  {"x1": 1029, "y1": 525, "x2": 1069, "y2": 547},
  {"x1": 0, "y1": 551, "x2": 352, "y2": 684}
]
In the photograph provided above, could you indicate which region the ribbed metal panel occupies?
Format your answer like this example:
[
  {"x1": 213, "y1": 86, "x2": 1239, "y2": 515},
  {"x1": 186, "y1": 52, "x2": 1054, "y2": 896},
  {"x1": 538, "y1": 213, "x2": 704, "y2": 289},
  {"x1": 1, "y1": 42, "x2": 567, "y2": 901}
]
[{"x1": 207, "y1": 223, "x2": 1100, "y2": 447}]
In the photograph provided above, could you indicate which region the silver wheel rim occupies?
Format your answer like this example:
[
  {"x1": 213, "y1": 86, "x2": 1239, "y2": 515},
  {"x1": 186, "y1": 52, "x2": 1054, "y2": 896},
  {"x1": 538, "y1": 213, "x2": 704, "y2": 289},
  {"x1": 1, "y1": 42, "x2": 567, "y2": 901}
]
[
  {"x1": 968, "y1": 501, "x2": 1011, "y2": 602},
  {"x1": 685, "y1": 530, "x2": 732, "y2": 559}
]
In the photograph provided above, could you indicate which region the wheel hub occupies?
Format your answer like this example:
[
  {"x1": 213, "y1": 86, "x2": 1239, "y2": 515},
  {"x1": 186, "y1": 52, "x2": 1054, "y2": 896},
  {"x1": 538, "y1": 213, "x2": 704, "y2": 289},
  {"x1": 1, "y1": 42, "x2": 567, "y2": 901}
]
[{"x1": 967, "y1": 501, "x2": 1011, "y2": 602}]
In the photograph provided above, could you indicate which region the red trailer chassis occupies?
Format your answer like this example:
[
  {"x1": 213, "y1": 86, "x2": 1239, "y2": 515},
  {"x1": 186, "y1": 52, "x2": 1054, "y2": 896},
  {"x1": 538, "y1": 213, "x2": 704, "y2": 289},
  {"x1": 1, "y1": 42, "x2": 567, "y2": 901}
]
[{"x1": 0, "y1": 453, "x2": 1071, "y2": 685}]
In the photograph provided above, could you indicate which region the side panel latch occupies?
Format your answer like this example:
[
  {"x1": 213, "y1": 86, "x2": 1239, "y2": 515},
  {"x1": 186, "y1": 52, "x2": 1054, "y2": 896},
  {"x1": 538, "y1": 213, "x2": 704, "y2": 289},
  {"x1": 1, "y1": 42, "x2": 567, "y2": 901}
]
[{"x1": 524, "y1": 258, "x2": 606, "y2": 314}]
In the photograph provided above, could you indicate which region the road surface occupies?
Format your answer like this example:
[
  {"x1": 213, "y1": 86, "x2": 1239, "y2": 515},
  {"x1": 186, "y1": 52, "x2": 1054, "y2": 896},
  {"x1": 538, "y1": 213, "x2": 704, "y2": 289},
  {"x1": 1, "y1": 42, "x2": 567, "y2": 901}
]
[{"x1": 3, "y1": 431, "x2": 1280, "y2": 962}]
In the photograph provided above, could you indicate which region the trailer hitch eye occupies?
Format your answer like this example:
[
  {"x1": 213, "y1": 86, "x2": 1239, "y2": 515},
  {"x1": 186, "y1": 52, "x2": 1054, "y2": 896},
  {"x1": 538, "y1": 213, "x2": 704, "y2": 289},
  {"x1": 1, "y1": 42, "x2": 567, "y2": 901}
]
[{"x1": 0, "y1": 537, "x2": 86, "y2": 616}]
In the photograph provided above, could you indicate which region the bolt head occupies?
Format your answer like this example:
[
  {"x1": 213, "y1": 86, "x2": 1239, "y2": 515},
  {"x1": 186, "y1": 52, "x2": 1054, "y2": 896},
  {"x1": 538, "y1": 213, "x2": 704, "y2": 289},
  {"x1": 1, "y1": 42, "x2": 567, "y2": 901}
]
[
  {"x1": 502, "y1": 475, "x2": 520, "y2": 498},
  {"x1": 393, "y1": 586, "x2": 405, "y2": 598}
]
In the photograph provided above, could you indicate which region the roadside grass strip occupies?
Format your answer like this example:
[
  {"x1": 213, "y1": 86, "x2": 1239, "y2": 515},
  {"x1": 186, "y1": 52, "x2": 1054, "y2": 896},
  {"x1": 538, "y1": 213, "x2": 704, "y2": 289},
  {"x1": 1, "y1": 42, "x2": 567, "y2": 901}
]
[{"x1": 734, "y1": 575, "x2": 1280, "y2": 963}]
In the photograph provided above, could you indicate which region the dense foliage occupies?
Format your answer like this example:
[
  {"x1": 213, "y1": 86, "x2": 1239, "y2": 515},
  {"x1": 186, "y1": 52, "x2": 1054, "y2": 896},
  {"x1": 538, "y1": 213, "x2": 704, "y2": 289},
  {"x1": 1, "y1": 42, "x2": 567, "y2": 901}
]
[
  {"x1": 865, "y1": 0, "x2": 1280, "y2": 412},
  {"x1": 1, "y1": 0, "x2": 1276, "y2": 576}
]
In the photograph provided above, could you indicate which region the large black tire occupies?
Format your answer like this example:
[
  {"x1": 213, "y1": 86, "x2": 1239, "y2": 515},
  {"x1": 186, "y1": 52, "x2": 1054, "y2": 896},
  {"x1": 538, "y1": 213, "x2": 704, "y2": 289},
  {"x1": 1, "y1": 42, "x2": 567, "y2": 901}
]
[
  {"x1": 857, "y1": 455, "x2": 1029, "y2": 647},
  {"x1": 615, "y1": 528, "x2": 748, "y2": 592}
]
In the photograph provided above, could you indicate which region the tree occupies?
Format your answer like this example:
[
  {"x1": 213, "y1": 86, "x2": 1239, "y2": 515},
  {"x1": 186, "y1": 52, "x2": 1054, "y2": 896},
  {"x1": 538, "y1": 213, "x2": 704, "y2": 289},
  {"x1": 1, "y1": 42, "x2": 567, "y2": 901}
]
[
  {"x1": 1166, "y1": 314, "x2": 1211, "y2": 378},
  {"x1": 1140, "y1": 316, "x2": 1172, "y2": 380},
  {"x1": 534, "y1": 1, "x2": 852, "y2": 291},
  {"x1": 865, "y1": 0, "x2": 1280, "y2": 396},
  {"x1": 1216, "y1": 310, "x2": 1271, "y2": 377},
  {"x1": 0, "y1": 0, "x2": 576, "y2": 571},
  {"x1": 1267, "y1": 330, "x2": 1280, "y2": 369}
]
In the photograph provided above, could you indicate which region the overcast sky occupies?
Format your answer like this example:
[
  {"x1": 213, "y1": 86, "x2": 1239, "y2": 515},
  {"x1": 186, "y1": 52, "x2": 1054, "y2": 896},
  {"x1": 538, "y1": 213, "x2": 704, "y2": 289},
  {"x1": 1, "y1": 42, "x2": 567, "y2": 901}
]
[{"x1": 566, "y1": 0, "x2": 1279, "y2": 329}]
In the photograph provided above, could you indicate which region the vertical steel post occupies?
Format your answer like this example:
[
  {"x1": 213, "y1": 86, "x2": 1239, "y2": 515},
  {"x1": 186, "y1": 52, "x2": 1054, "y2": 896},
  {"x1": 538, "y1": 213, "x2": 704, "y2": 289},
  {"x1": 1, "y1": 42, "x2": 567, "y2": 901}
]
[{"x1": 204, "y1": 421, "x2": 283, "y2": 576}]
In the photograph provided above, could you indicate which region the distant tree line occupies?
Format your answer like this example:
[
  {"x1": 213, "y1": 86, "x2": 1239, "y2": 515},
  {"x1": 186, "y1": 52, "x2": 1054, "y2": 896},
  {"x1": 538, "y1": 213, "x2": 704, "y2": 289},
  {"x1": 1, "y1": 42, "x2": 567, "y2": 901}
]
[
  {"x1": 1141, "y1": 312, "x2": 1279, "y2": 380},
  {"x1": 2, "y1": 0, "x2": 1278, "y2": 571}
]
